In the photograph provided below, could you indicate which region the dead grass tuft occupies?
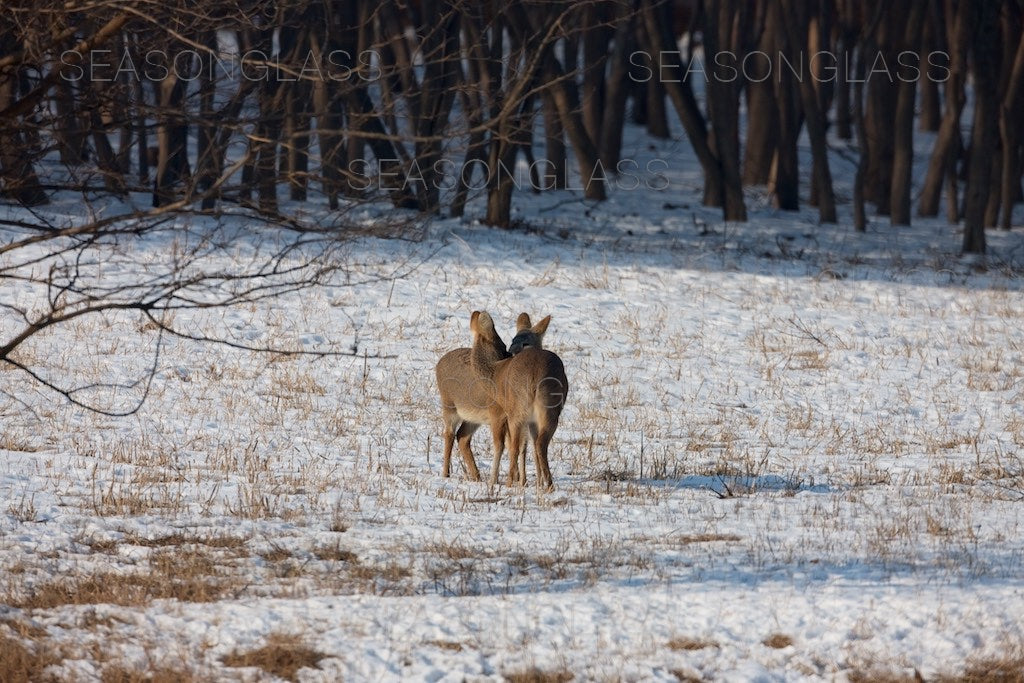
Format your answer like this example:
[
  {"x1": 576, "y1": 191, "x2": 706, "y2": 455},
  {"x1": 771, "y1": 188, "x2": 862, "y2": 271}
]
[
  {"x1": 668, "y1": 636, "x2": 719, "y2": 651},
  {"x1": 503, "y1": 667, "x2": 574, "y2": 683},
  {"x1": 674, "y1": 533, "x2": 742, "y2": 545},
  {"x1": 670, "y1": 670, "x2": 703, "y2": 683},
  {"x1": 846, "y1": 668, "x2": 922, "y2": 683},
  {"x1": 259, "y1": 544, "x2": 295, "y2": 563},
  {"x1": 424, "y1": 540, "x2": 485, "y2": 562},
  {"x1": 349, "y1": 561, "x2": 412, "y2": 584},
  {"x1": 124, "y1": 532, "x2": 250, "y2": 552},
  {"x1": 82, "y1": 537, "x2": 121, "y2": 553},
  {"x1": 222, "y1": 632, "x2": 326, "y2": 682},
  {"x1": 0, "y1": 617, "x2": 49, "y2": 640},
  {"x1": 762, "y1": 633, "x2": 794, "y2": 649},
  {"x1": 100, "y1": 664, "x2": 199, "y2": 683},
  {"x1": 9, "y1": 571, "x2": 228, "y2": 609},
  {"x1": 0, "y1": 633, "x2": 63, "y2": 683},
  {"x1": 312, "y1": 543, "x2": 358, "y2": 563},
  {"x1": 8, "y1": 546, "x2": 235, "y2": 609},
  {"x1": 957, "y1": 646, "x2": 1024, "y2": 682}
]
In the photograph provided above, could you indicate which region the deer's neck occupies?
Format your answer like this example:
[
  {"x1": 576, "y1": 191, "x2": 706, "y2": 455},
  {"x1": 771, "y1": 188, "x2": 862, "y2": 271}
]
[{"x1": 471, "y1": 342, "x2": 502, "y2": 379}]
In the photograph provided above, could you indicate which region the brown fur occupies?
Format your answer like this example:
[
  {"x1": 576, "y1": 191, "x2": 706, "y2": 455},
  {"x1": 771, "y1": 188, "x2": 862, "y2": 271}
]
[
  {"x1": 470, "y1": 311, "x2": 568, "y2": 490},
  {"x1": 434, "y1": 313, "x2": 551, "y2": 481}
]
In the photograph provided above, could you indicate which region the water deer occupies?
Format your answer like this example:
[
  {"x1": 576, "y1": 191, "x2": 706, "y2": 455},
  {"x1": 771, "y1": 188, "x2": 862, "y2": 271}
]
[
  {"x1": 435, "y1": 313, "x2": 551, "y2": 481},
  {"x1": 470, "y1": 310, "x2": 568, "y2": 490}
]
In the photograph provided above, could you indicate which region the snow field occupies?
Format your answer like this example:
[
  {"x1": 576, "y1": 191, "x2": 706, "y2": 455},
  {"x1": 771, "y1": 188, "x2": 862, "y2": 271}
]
[{"x1": 2, "y1": 202, "x2": 1024, "y2": 680}]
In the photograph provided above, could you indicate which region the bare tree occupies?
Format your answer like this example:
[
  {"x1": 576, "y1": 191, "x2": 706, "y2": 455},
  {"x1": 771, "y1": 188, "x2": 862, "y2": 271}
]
[
  {"x1": 0, "y1": 207, "x2": 391, "y2": 415},
  {"x1": 778, "y1": 0, "x2": 836, "y2": 223},
  {"x1": 998, "y1": 2, "x2": 1024, "y2": 231},
  {"x1": 962, "y1": 1, "x2": 1002, "y2": 254},
  {"x1": 889, "y1": 0, "x2": 926, "y2": 226},
  {"x1": 1, "y1": 0, "x2": 1022, "y2": 251}
]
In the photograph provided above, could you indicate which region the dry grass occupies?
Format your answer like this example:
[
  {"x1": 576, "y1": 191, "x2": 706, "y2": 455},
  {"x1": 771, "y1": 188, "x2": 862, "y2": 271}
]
[
  {"x1": 222, "y1": 632, "x2": 326, "y2": 682},
  {"x1": 762, "y1": 633, "x2": 794, "y2": 649},
  {"x1": 846, "y1": 669, "x2": 923, "y2": 683},
  {"x1": 99, "y1": 664, "x2": 200, "y2": 683},
  {"x1": 6, "y1": 494, "x2": 39, "y2": 523},
  {"x1": 668, "y1": 636, "x2": 719, "y2": 651},
  {"x1": 673, "y1": 533, "x2": 742, "y2": 545},
  {"x1": 0, "y1": 433, "x2": 39, "y2": 453},
  {"x1": 348, "y1": 561, "x2": 412, "y2": 587},
  {"x1": 0, "y1": 633, "x2": 62, "y2": 683},
  {"x1": 503, "y1": 667, "x2": 574, "y2": 683},
  {"x1": 7, "y1": 569, "x2": 229, "y2": 609},
  {"x1": 123, "y1": 532, "x2": 250, "y2": 552},
  {"x1": 955, "y1": 646, "x2": 1024, "y2": 682},
  {"x1": 0, "y1": 618, "x2": 49, "y2": 640},
  {"x1": 259, "y1": 543, "x2": 295, "y2": 563},
  {"x1": 312, "y1": 543, "x2": 359, "y2": 563},
  {"x1": 6, "y1": 545, "x2": 236, "y2": 609}
]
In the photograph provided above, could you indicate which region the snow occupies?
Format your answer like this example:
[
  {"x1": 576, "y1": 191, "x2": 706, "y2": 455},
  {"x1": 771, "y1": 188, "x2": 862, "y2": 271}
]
[{"x1": 3, "y1": 128, "x2": 1024, "y2": 681}]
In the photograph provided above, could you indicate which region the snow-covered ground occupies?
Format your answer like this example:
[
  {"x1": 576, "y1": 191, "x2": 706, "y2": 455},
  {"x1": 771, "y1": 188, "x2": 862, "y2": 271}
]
[{"x1": 3, "y1": 131, "x2": 1024, "y2": 681}]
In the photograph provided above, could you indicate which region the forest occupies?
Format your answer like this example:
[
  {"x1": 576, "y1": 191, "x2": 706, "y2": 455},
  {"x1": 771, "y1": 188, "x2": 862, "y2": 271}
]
[{"x1": 1, "y1": 0, "x2": 1022, "y2": 253}]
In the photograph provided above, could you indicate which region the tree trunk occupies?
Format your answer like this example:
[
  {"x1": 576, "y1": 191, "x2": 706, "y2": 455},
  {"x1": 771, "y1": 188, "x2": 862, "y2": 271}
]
[
  {"x1": 852, "y1": 2, "x2": 887, "y2": 231},
  {"x1": 285, "y1": 35, "x2": 312, "y2": 203},
  {"x1": 639, "y1": 0, "x2": 726, "y2": 213},
  {"x1": 412, "y1": 0, "x2": 460, "y2": 213},
  {"x1": 768, "y1": 0, "x2": 799, "y2": 211},
  {"x1": 918, "y1": 0, "x2": 945, "y2": 132},
  {"x1": 702, "y1": 0, "x2": 747, "y2": 221},
  {"x1": 984, "y1": 148, "x2": 1002, "y2": 227},
  {"x1": 506, "y1": 1, "x2": 606, "y2": 202},
  {"x1": 54, "y1": 80, "x2": 88, "y2": 165},
  {"x1": 196, "y1": 31, "x2": 219, "y2": 209},
  {"x1": 834, "y1": 1, "x2": 859, "y2": 141},
  {"x1": 742, "y1": 73, "x2": 776, "y2": 186},
  {"x1": 645, "y1": 71, "x2": 670, "y2": 139},
  {"x1": 252, "y1": 27, "x2": 283, "y2": 214},
  {"x1": 742, "y1": 1, "x2": 776, "y2": 186},
  {"x1": 153, "y1": 64, "x2": 190, "y2": 208},
  {"x1": 890, "y1": 0, "x2": 926, "y2": 225},
  {"x1": 540, "y1": 52, "x2": 607, "y2": 201},
  {"x1": 629, "y1": 29, "x2": 650, "y2": 127},
  {"x1": 779, "y1": 0, "x2": 836, "y2": 223},
  {"x1": 542, "y1": 90, "x2": 568, "y2": 189},
  {"x1": 450, "y1": 10, "x2": 492, "y2": 215},
  {"x1": 999, "y1": 7, "x2": 1024, "y2": 230},
  {"x1": 599, "y1": 2, "x2": 636, "y2": 169},
  {"x1": 852, "y1": 39, "x2": 868, "y2": 232},
  {"x1": 485, "y1": 108, "x2": 529, "y2": 228},
  {"x1": 918, "y1": 0, "x2": 970, "y2": 217},
  {"x1": 634, "y1": 16, "x2": 670, "y2": 139},
  {"x1": 864, "y1": 73, "x2": 897, "y2": 211},
  {"x1": 581, "y1": 1, "x2": 609, "y2": 145},
  {"x1": 963, "y1": 3, "x2": 1001, "y2": 254},
  {"x1": 0, "y1": 75, "x2": 47, "y2": 205}
]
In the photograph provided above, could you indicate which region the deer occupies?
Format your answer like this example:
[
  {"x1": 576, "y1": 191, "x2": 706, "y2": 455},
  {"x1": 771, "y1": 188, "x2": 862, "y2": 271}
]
[
  {"x1": 435, "y1": 312, "x2": 551, "y2": 482},
  {"x1": 469, "y1": 310, "x2": 568, "y2": 490}
]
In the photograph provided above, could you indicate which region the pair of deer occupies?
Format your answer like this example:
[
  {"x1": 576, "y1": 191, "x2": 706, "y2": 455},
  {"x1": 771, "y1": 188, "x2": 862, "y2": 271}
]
[{"x1": 435, "y1": 311, "x2": 568, "y2": 490}]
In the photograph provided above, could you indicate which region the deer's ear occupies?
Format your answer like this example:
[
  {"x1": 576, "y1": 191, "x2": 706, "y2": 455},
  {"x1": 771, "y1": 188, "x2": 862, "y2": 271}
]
[
  {"x1": 532, "y1": 315, "x2": 551, "y2": 336},
  {"x1": 516, "y1": 312, "x2": 532, "y2": 331},
  {"x1": 471, "y1": 310, "x2": 495, "y2": 338}
]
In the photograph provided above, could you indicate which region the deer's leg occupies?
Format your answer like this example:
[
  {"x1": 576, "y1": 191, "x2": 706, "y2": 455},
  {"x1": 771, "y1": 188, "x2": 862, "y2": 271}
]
[
  {"x1": 455, "y1": 421, "x2": 481, "y2": 481},
  {"x1": 488, "y1": 410, "x2": 507, "y2": 486}
]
